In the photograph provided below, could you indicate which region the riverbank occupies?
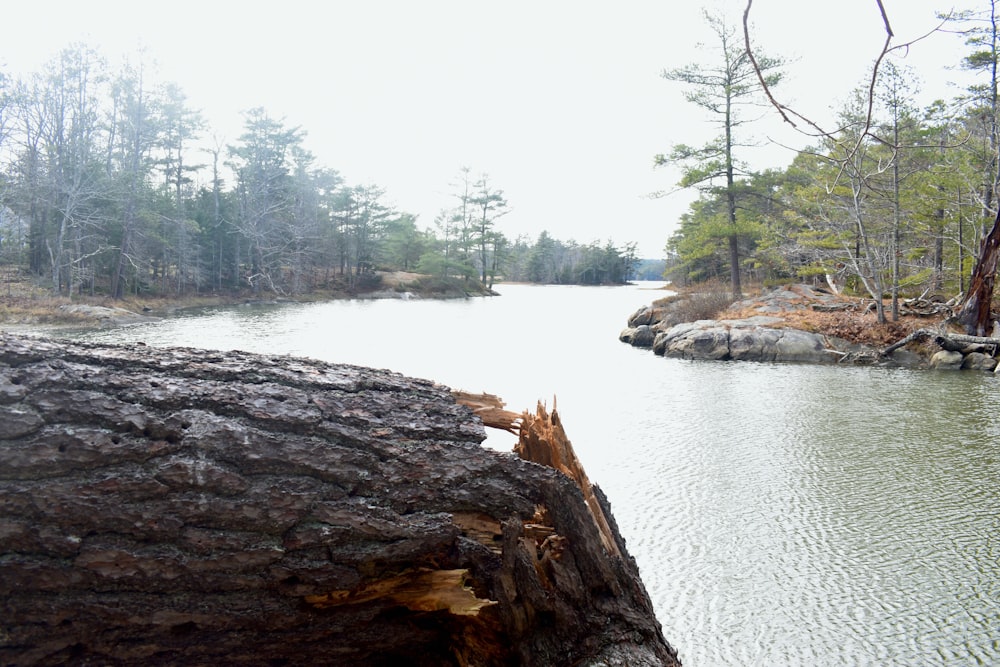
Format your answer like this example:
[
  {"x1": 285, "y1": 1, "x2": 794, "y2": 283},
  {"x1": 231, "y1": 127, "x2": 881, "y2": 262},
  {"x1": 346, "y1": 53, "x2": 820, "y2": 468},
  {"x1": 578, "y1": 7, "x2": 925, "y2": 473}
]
[
  {"x1": 620, "y1": 283, "x2": 966, "y2": 368},
  {"x1": 0, "y1": 270, "x2": 494, "y2": 331}
]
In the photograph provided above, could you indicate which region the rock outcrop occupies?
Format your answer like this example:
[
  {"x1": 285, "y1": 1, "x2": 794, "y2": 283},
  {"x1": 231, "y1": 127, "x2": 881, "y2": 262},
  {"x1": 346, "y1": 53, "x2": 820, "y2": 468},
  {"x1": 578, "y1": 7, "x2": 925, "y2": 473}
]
[
  {"x1": 646, "y1": 316, "x2": 851, "y2": 363},
  {"x1": 621, "y1": 284, "x2": 1000, "y2": 370},
  {"x1": 57, "y1": 303, "x2": 160, "y2": 327},
  {"x1": 0, "y1": 333, "x2": 679, "y2": 666},
  {"x1": 620, "y1": 285, "x2": 879, "y2": 365}
]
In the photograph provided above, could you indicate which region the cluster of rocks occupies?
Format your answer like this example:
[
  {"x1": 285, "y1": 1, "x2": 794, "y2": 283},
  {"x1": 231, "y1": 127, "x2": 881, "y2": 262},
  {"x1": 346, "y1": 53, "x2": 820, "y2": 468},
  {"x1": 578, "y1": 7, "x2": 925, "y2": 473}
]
[
  {"x1": 888, "y1": 327, "x2": 1000, "y2": 372},
  {"x1": 929, "y1": 348, "x2": 997, "y2": 371},
  {"x1": 619, "y1": 284, "x2": 920, "y2": 367}
]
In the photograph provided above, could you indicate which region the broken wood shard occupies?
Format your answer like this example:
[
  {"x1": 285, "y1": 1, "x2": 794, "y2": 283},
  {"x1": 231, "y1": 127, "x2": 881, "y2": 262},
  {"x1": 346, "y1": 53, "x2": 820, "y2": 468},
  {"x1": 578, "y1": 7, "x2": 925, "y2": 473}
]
[
  {"x1": 0, "y1": 333, "x2": 679, "y2": 667},
  {"x1": 454, "y1": 392, "x2": 625, "y2": 559},
  {"x1": 452, "y1": 389, "x2": 522, "y2": 433},
  {"x1": 514, "y1": 400, "x2": 623, "y2": 559},
  {"x1": 305, "y1": 568, "x2": 496, "y2": 616}
]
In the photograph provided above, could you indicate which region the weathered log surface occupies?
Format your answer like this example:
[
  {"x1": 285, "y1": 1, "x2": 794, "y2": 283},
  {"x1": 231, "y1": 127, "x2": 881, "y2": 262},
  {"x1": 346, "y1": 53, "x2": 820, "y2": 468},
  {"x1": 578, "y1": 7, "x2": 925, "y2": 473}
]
[
  {"x1": 880, "y1": 327, "x2": 1000, "y2": 358},
  {"x1": 0, "y1": 332, "x2": 679, "y2": 666},
  {"x1": 956, "y1": 208, "x2": 1000, "y2": 335}
]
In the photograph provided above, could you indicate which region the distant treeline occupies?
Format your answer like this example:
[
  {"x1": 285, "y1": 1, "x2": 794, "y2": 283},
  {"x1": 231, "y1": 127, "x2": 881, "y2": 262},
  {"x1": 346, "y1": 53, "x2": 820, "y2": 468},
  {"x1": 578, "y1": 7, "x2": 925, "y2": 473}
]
[
  {"x1": 630, "y1": 259, "x2": 667, "y2": 281},
  {"x1": 0, "y1": 45, "x2": 640, "y2": 299}
]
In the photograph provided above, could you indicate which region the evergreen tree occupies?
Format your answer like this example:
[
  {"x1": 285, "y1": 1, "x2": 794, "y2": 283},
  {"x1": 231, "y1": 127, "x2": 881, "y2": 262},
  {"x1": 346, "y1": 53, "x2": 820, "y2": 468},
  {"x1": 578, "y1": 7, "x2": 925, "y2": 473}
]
[{"x1": 655, "y1": 10, "x2": 782, "y2": 298}]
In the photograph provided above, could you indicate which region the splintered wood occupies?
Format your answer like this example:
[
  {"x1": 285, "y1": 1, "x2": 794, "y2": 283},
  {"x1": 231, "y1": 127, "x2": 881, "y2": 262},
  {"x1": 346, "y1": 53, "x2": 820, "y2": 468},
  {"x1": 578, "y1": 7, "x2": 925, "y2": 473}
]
[
  {"x1": 455, "y1": 390, "x2": 621, "y2": 558},
  {"x1": 452, "y1": 390, "x2": 522, "y2": 433},
  {"x1": 305, "y1": 568, "x2": 495, "y2": 616},
  {"x1": 515, "y1": 401, "x2": 621, "y2": 558}
]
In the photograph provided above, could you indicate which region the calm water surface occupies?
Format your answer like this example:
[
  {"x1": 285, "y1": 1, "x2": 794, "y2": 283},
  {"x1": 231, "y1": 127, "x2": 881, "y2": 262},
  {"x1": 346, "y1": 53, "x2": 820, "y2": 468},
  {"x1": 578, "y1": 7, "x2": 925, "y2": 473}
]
[{"x1": 61, "y1": 283, "x2": 1000, "y2": 666}]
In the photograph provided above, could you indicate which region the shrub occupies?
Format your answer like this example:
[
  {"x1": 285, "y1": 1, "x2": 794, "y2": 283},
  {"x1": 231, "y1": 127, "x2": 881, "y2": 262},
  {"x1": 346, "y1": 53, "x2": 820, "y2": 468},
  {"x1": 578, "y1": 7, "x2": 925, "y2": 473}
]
[
  {"x1": 355, "y1": 272, "x2": 383, "y2": 291},
  {"x1": 669, "y1": 290, "x2": 735, "y2": 322}
]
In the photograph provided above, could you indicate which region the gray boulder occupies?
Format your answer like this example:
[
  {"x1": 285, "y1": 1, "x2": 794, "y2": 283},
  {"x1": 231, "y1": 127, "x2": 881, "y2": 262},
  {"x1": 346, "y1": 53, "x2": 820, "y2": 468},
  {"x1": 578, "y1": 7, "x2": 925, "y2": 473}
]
[
  {"x1": 58, "y1": 304, "x2": 159, "y2": 327},
  {"x1": 627, "y1": 305, "x2": 655, "y2": 327},
  {"x1": 656, "y1": 324, "x2": 731, "y2": 360},
  {"x1": 930, "y1": 350, "x2": 964, "y2": 370},
  {"x1": 653, "y1": 320, "x2": 846, "y2": 364},
  {"x1": 962, "y1": 351, "x2": 998, "y2": 371},
  {"x1": 886, "y1": 347, "x2": 926, "y2": 368},
  {"x1": 619, "y1": 325, "x2": 658, "y2": 348}
]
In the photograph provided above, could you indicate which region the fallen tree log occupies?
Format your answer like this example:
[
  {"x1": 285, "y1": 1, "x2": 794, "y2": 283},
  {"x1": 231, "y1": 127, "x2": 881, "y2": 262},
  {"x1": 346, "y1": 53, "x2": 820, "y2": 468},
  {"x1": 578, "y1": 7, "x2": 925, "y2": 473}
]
[
  {"x1": 0, "y1": 332, "x2": 679, "y2": 666},
  {"x1": 810, "y1": 302, "x2": 855, "y2": 312},
  {"x1": 942, "y1": 332, "x2": 1000, "y2": 353},
  {"x1": 898, "y1": 297, "x2": 952, "y2": 318},
  {"x1": 880, "y1": 328, "x2": 1000, "y2": 358}
]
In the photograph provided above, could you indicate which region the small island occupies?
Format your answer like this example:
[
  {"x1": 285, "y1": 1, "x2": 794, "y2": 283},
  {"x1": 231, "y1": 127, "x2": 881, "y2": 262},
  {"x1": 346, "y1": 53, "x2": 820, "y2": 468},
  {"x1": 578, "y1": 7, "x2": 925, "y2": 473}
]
[{"x1": 620, "y1": 283, "x2": 1000, "y2": 372}]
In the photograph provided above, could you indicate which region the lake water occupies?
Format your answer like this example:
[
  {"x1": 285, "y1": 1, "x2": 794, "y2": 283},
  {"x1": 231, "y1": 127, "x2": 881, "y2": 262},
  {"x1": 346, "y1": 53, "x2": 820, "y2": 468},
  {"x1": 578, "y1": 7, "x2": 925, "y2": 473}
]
[{"x1": 60, "y1": 283, "x2": 1000, "y2": 666}]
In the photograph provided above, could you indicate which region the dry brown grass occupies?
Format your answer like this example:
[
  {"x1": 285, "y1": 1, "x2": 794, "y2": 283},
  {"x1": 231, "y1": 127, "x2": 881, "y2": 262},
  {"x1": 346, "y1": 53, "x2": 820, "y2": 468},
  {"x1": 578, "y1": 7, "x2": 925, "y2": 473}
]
[
  {"x1": 0, "y1": 295, "x2": 85, "y2": 324},
  {"x1": 0, "y1": 271, "x2": 83, "y2": 324},
  {"x1": 0, "y1": 268, "x2": 257, "y2": 326},
  {"x1": 718, "y1": 299, "x2": 937, "y2": 349},
  {"x1": 780, "y1": 309, "x2": 929, "y2": 347}
]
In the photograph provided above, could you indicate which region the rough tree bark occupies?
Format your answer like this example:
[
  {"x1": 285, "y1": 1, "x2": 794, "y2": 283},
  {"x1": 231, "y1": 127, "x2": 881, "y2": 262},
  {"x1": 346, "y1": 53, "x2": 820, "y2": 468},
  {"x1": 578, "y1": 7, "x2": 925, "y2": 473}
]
[
  {"x1": 954, "y1": 209, "x2": 1000, "y2": 336},
  {"x1": 0, "y1": 333, "x2": 679, "y2": 666}
]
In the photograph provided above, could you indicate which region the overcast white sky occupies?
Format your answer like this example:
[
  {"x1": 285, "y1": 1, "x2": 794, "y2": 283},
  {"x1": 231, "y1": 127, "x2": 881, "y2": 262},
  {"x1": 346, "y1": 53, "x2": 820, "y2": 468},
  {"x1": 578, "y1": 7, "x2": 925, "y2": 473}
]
[{"x1": 1, "y1": 0, "x2": 981, "y2": 257}]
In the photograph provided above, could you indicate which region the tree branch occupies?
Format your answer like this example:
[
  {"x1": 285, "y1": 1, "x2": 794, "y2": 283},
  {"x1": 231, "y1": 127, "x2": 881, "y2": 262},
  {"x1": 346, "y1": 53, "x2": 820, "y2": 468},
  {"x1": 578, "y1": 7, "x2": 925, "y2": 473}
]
[{"x1": 742, "y1": 0, "x2": 947, "y2": 152}]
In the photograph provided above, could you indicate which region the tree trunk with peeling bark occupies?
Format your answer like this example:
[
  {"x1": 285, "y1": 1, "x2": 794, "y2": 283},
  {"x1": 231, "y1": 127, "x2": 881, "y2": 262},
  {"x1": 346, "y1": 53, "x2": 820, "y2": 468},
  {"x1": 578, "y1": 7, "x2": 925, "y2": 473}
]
[
  {"x1": 0, "y1": 333, "x2": 679, "y2": 666},
  {"x1": 956, "y1": 212, "x2": 1000, "y2": 335}
]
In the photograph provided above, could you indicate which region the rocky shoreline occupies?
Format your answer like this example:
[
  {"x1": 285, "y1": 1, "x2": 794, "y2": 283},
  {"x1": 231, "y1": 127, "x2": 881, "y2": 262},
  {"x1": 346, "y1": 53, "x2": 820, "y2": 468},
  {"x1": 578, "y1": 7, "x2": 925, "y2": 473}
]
[{"x1": 619, "y1": 284, "x2": 995, "y2": 371}]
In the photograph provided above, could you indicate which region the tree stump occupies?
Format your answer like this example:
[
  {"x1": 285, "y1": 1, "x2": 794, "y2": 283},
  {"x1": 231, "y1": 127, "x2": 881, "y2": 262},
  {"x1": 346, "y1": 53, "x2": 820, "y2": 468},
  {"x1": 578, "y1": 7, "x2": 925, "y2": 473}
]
[
  {"x1": 0, "y1": 333, "x2": 679, "y2": 666},
  {"x1": 956, "y1": 210, "x2": 1000, "y2": 335}
]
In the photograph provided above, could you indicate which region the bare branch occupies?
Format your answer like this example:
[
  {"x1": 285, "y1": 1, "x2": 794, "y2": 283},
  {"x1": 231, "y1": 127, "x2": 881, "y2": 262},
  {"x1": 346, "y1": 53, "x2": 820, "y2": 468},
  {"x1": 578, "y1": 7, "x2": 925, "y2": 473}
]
[
  {"x1": 743, "y1": 0, "x2": 950, "y2": 151},
  {"x1": 741, "y1": 0, "x2": 828, "y2": 137}
]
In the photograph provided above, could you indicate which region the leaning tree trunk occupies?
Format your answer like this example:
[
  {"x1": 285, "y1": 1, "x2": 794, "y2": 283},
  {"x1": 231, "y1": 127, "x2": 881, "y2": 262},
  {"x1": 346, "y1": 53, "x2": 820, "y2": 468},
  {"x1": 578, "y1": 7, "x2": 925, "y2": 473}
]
[
  {"x1": 956, "y1": 210, "x2": 1000, "y2": 335},
  {"x1": 0, "y1": 333, "x2": 679, "y2": 666}
]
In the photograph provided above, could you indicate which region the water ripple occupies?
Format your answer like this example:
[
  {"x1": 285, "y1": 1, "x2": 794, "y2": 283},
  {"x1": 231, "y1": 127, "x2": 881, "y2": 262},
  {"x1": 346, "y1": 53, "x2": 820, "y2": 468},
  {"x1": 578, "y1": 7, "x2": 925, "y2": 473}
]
[{"x1": 63, "y1": 287, "x2": 1000, "y2": 667}]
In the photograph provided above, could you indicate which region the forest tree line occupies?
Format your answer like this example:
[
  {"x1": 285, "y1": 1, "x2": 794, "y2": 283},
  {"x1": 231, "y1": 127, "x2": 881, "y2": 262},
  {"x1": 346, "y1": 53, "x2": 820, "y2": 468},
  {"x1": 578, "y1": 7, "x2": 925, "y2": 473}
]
[
  {"x1": 0, "y1": 45, "x2": 638, "y2": 299},
  {"x1": 661, "y1": 5, "x2": 1000, "y2": 323}
]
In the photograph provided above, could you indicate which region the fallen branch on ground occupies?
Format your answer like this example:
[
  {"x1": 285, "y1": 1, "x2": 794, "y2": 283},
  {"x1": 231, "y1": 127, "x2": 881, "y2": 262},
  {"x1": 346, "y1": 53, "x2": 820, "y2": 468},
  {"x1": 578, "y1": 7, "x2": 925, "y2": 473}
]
[{"x1": 880, "y1": 328, "x2": 1000, "y2": 357}]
